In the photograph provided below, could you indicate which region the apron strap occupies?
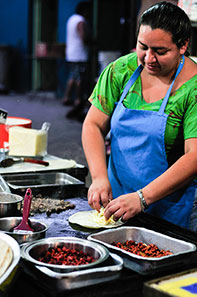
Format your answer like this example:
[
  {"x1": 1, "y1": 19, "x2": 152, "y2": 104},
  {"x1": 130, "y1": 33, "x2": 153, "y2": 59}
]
[
  {"x1": 120, "y1": 65, "x2": 143, "y2": 103},
  {"x1": 119, "y1": 55, "x2": 185, "y2": 113},
  {"x1": 159, "y1": 55, "x2": 185, "y2": 115}
]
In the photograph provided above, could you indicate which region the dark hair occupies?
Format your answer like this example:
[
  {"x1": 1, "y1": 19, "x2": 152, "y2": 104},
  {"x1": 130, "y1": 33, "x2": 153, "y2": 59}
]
[
  {"x1": 75, "y1": 1, "x2": 90, "y2": 18},
  {"x1": 137, "y1": 1, "x2": 191, "y2": 55}
]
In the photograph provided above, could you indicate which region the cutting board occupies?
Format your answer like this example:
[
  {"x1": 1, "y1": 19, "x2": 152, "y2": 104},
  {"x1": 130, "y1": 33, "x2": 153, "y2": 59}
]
[{"x1": 0, "y1": 154, "x2": 77, "y2": 174}]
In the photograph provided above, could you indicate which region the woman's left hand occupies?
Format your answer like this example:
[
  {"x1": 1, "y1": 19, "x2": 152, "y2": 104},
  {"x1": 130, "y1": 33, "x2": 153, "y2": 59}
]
[{"x1": 104, "y1": 192, "x2": 142, "y2": 222}]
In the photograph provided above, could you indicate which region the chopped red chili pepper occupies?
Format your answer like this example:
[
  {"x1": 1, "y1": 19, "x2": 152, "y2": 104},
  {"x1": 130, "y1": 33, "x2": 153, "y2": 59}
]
[
  {"x1": 37, "y1": 245, "x2": 96, "y2": 266},
  {"x1": 112, "y1": 240, "x2": 173, "y2": 258}
]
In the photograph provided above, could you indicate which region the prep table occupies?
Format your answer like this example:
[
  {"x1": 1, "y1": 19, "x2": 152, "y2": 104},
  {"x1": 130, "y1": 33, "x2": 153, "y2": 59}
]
[
  {"x1": 3, "y1": 191, "x2": 197, "y2": 297},
  {"x1": 0, "y1": 160, "x2": 196, "y2": 297}
]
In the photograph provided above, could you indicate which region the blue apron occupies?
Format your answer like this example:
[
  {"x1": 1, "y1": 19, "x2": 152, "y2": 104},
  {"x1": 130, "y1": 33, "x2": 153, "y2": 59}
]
[{"x1": 108, "y1": 56, "x2": 196, "y2": 228}]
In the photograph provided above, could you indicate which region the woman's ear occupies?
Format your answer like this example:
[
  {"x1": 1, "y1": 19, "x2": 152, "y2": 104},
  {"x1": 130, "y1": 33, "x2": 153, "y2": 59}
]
[{"x1": 180, "y1": 40, "x2": 189, "y2": 55}]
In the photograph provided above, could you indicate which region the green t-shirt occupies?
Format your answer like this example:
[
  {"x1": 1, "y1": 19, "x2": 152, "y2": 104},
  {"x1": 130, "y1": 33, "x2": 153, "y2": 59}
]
[{"x1": 89, "y1": 52, "x2": 197, "y2": 165}]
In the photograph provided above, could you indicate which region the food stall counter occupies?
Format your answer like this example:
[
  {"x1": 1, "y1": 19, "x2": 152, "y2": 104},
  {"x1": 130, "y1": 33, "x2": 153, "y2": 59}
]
[{"x1": 2, "y1": 193, "x2": 197, "y2": 297}]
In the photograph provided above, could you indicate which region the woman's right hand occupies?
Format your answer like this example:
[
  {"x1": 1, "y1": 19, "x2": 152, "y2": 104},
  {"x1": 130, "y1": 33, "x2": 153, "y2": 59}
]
[{"x1": 88, "y1": 177, "x2": 113, "y2": 211}]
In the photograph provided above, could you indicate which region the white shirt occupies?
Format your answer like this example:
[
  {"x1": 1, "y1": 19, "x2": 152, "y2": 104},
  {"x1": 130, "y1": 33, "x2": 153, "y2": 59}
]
[{"x1": 65, "y1": 14, "x2": 88, "y2": 62}]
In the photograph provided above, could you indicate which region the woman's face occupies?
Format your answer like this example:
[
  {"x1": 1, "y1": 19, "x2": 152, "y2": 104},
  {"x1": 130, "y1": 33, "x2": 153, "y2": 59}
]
[{"x1": 136, "y1": 25, "x2": 186, "y2": 77}]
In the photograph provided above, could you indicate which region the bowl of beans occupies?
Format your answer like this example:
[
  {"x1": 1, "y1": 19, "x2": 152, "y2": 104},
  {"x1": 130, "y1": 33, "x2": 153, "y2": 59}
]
[{"x1": 21, "y1": 237, "x2": 109, "y2": 272}]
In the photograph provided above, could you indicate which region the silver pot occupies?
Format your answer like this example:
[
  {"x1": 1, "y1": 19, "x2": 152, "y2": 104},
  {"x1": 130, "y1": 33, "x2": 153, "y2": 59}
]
[
  {"x1": 0, "y1": 192, "x2": 23, "y2": 217},
  {"x1": 21, "y1": 237, "x2": 109, "y2": 272},
  {"x1": 0, "y1": 217, "x2": 48, "y2": 244}
]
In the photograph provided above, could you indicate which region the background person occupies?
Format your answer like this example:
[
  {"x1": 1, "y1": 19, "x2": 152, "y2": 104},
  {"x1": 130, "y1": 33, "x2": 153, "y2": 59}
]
[
  {"x1": 63, "y1": 1, "x2": 91, "y2": 121},
  {"x1": 82, "y1": 2, "x2": 197, "y2": 231}
]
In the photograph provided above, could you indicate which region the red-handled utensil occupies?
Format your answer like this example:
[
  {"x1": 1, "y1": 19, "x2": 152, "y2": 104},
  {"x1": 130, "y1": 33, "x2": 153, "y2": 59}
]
[
  {"x1": 14, "y1": 188, "x2": 33, "y2": 233},
  {"x1": 0, "y1": 157, "x2": 49, "y2": 167},
  {"x1": 21, "y1": 158, "x2": 49, "y2": 166}
]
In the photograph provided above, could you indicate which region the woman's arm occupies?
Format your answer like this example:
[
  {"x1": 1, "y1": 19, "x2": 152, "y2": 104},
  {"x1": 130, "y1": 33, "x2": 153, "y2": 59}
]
[
  {"x1": 82, "y1": 105, "x2": 112, "y2": 211},
  {"x1": 143, "y1": 138, "x2": 197, "y2": 204},
  {"x1": 104, "y1": 138, "x2": 197, "y2": 221}
]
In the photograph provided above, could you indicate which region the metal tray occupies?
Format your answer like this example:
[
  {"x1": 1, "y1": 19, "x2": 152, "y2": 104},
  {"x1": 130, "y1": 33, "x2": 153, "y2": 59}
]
[
  {"x1": 2, "y1": 172, "x2": 85, "y2": 198},
  {"x1": 88, "y1": 227, "x2": 197, "y2": 275},
  {"x1": 0, "y1": 175, "x2": 11, "y2": 193},
  {"x1": 143, "y1": 268, "x2": 197, "y2": 297},
  {"x1": 21, "y1": 252, "x2": 123, "y2": 291}
]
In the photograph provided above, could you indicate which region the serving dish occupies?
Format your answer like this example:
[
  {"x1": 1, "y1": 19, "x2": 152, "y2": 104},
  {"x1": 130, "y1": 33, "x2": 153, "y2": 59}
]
[
  {"x1": 20, "y1": 252, "x2": 123, "y2": 291},
  {"x1": 0, "y1": 233, "x2": 20, "y2": 286},
  {"x1": 88, "y1": 227, "x2": 197, "y2": 275},
  {"x1": 21, "y1": 237, "x2": 109, "y2": 273},
  {"x1": 0, "y1": 192, "x2": 23, "y2": 217},
  {"x1": 0, "y1": 217, "x2": 48, "y2": 244},
  {"x1": 34, "y1": 253, "x2": 123, "y2": 290}
]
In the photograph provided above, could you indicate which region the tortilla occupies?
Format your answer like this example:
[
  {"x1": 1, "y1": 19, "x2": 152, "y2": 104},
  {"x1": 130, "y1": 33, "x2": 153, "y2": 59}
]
[
  {"x1": 0, "y1": 239, "x2": 13, "y2": 278},
  {"x1": 69, "y1": 208, "x2": 124, "y2": 229}
]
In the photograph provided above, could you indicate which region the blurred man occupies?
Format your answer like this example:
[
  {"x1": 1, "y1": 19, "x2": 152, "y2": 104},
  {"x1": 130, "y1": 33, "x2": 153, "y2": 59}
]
[{"x1": 63, "y1": 1, "x2": 91, "y2": 121}]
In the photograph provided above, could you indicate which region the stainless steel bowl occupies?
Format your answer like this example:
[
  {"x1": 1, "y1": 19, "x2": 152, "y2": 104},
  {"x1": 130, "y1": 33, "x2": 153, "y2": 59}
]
[
  {"x1": 21, "y1": 237, "x2": 109, "y2": 272},
  {"x1": 0, "y1": 217, "x2": 48, "y2": 244},
  {"x1": 0, "y1": 192, "x2": 23, "y2": 217}
]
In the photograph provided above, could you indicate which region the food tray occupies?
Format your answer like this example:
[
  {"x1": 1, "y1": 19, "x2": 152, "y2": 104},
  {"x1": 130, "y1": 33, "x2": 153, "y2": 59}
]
[
  {"x1": 2, "y1": 172, "x2": 85, "y2": 198},
  {"x1": 21, "y1": 252, "x2": 123, "y2": 291},
  {"x1": 0, "y1": 233, "x2": 20, "y2": 287},
  {"x1": 143, "y1": 268, "x2": 197, "y2": 297},
  {"x1": 88, "y1": 227, "x2": 197, "y2": 275}
]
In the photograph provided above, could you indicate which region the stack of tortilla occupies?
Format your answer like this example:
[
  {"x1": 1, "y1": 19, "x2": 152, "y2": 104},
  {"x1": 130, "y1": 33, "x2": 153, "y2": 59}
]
[{"x1": 0, "y1": 239, "x2": 13, "y2": 278}]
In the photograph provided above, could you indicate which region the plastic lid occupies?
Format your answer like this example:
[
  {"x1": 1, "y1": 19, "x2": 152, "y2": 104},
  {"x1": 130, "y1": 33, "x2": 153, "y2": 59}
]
[{"x1": 5, "y1": 117, "x2": 32, "y2": 126}]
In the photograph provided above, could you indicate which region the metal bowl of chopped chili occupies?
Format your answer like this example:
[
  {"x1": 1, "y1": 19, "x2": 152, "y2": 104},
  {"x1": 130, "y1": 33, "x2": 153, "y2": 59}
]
[{"x1": 21, "y1": 237, "x2": 109, "y2": 272}]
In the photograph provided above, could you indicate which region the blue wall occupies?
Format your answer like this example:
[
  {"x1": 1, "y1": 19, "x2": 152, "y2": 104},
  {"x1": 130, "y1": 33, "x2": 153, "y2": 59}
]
[
  {"x1": 0, "y1": 0, "x2": 85, "y2": 93},
  {"x1": 0, "y1": 0, "x2": 29, "y2": 92},
  {"x1": 0, "y1": 0, "x2": 82, "y2": 52},
  {"x1": 0, "y1": 0, "x2": 29, "y2": 52}
]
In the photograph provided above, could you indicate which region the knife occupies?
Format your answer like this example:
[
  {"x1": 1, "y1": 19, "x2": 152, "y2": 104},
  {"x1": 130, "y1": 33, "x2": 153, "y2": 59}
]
[{"x1": 0, "y1": 157, "x2": 49, "y2": 167}]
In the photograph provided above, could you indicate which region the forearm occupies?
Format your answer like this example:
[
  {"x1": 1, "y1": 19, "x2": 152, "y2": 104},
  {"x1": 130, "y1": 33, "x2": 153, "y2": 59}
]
[{"x1": 143, "y1": 151, "x2": 197, "y2": 205}]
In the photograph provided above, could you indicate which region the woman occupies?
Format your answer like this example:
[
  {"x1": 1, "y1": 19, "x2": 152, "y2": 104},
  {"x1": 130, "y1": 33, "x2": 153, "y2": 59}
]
[{"x1": 82, "y1": 2, "x2": 197, "y2": 230}]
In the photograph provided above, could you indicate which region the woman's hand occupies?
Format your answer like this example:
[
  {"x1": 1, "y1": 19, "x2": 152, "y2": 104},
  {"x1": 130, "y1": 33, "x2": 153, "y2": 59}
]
[
  {"x1": 104, "y1": 192, "x2": 142, "y2": 222},
  {"x1": 88, "y1": 178, "x2": 113, "y2": 211}
]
